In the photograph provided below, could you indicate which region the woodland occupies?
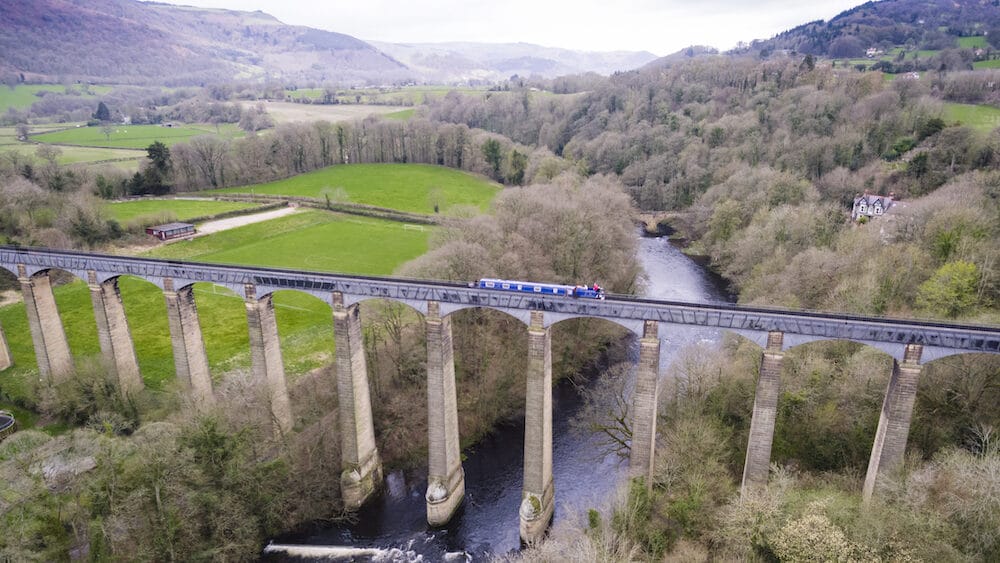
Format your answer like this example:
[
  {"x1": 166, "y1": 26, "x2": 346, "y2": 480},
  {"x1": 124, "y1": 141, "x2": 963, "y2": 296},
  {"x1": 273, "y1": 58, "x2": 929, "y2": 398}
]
[{"x1": 0, "y1": 26, "x2": 999, "y2": 562}]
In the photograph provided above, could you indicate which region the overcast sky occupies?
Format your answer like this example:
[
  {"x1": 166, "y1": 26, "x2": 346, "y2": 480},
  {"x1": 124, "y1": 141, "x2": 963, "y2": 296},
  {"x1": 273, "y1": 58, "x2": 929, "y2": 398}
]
[{"x1": 154, "y1": 0, "x2": 863, "y2": 55}]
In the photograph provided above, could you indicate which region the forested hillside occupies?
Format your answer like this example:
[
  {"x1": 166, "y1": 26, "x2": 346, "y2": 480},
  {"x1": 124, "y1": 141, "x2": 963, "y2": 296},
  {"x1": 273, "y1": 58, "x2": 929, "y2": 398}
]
[
  {"x1": 426, "y1": 58, "x2": 1000, "y2": 322},
  {"x1": 747, "y1": 0, "x2": 1000, "y2": 57},
  {"x1": 0, "y1": 0, "x2": 658, "y2": 86},
  {"x1": 0, "y1": 0, "x2": 407, "y2": 85}
]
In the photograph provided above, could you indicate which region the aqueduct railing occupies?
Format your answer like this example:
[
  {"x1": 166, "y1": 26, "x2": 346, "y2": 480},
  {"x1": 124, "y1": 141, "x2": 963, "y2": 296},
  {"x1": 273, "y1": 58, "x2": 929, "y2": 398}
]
[{"x1": 1, "y1": 246, "x2": 998, "y2": 542}]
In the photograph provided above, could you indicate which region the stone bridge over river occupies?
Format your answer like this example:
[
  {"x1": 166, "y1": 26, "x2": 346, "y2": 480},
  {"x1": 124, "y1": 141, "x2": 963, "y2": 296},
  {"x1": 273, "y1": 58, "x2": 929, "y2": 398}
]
[{"x1": 1, "y1": 246, "x2": 998, "y2": 543}]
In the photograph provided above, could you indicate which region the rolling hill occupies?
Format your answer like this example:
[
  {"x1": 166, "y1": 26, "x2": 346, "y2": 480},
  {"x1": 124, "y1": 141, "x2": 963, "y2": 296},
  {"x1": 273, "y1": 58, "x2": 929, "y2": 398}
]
[
  {"x1": 0, "y1": 0, "x2": 660, "y2": 86},
  {"x1": 741, "y1": 0, "x2": 1000, "y2": 58},
  {"x1": 369, "y1": 41, "x2": 659, "y2": 83},
  {"x1": 0, "y1": 0, "x2": 409, "y2": 85}
]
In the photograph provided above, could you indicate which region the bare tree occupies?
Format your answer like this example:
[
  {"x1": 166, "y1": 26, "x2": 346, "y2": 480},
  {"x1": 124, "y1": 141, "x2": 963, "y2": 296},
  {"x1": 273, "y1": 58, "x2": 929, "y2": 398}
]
[{"x1": 570, "y1": 362, "x2": 634, "y2": 459}]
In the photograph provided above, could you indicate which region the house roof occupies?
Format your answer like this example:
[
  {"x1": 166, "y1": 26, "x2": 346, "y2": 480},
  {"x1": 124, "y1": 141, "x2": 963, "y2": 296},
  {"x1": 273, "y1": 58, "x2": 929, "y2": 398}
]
[
  {"x1": 853, "y1": 194, "x2": 893, "y2": 207},
  {"x1": 148, "y1": 222, "x2": 194, "y2": 231}
]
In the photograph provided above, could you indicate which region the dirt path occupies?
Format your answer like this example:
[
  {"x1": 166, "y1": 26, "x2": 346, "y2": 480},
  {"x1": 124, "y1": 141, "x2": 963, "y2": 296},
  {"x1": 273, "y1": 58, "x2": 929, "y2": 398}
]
[{"x1": 196, "y1": 206, "x2": 302, "y2": 235}]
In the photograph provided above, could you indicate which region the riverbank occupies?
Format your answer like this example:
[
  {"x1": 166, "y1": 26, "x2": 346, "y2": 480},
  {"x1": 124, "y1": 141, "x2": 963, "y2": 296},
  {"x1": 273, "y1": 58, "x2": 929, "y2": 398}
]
[
  {"x1": 274, "y1": 232, "x2": 736, "y2": 558},
  {"x1": 636, "y1": 217, "x2": 737, "y2": 303}
]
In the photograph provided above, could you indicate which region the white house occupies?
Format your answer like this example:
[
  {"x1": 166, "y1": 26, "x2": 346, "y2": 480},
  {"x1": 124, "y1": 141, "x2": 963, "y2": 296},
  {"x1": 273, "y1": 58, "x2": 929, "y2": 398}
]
[{"x1": 852, "y1": 192, "x2": 895, "y2": 222}]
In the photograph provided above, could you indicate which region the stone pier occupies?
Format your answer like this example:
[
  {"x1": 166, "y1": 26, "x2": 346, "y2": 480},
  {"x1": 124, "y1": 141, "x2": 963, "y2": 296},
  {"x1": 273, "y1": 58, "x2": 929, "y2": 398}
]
[
  {"x1": 741, "y1": 331, "x2": 784, "y2": 493},
  {"x1": 89, "y1": 273, "x2": 143, "y2": 398},
  {"x1": 863, "y1": 343, "x2": 923, "y2": 501},
  {"x1": 425, "y1": 301, "x2": 465, "y2": 525},
  {"x1": 19, "y1": 266, "x2": 73, "y2": 381},
  {"x1": 332, "y1": 292, "x2": 382, "y2": 510},
  {"x1": 0, "y1": 319, "x2": 11, "y2": 371},
  {"x1": 245, "y1": 284, "x2": 292, "y2": 436},
  {"x1": 520, "y1": 311, "x2": 554, "y2": 545},
  {"x1": 629, "y1": 320, "x2": 661, "y2": 486},
  {"x1": 163, "y1": 278, "x2": 214, "y2": 410}
]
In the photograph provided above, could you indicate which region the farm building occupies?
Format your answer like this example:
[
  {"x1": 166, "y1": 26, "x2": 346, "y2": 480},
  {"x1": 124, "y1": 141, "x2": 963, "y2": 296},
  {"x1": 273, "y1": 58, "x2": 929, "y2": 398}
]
[{"x1": 146, "y1": 222, "x2": 195, "y2": 240}]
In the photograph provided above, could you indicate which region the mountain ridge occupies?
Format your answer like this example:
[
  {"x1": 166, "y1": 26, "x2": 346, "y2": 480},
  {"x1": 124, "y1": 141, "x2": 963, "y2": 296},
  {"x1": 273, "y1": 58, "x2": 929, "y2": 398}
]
[{"x1": 0, "y1": 0, "x2": 658, "y2": 85}]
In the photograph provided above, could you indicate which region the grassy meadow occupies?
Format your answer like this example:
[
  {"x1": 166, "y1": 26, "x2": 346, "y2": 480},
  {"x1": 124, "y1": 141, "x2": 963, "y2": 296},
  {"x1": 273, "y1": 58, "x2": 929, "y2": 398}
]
[
  {"x1": 0, "y1": 161, "x2": 498, "y2": 417},
  {"x1": 31, "y1": 123, "x2": 242, "y2": 149},
  {"x1": 0, "y1": 207, "x2": 435, "y2": 405},
  {"x1": 0, "y1": 84, "x2": 112, "y2": 113},
  {"x1": 251, "y1": 101, "x2": 407, "y2": 124},
  {"x1": 943, "y1": 102, "x2": 1000, "y2": 132},
  {"x1": 0, "y1": 125, "x2": 145, "y2": 170},
  {"x1": 957, "y1": 36, "x2": 987, "y2": 48},
  {"x1": 143, "y1": 208, "x2": 430, "y2": 275},
  {"x1": 102, "y1": 198, "x2": 261, "y2": 224},
  {"x1": 284, "y1": 85, "x2": 484, "y2": 106},
  {"x1": 383, "y1": 108, "x2": 416, "y2": 120},
  {"x1": 208, "y1": 163, "x2": 499, "y2": 214},
  {"x1": 0, "y1": 277, "x2": 335, "y2": 395}
]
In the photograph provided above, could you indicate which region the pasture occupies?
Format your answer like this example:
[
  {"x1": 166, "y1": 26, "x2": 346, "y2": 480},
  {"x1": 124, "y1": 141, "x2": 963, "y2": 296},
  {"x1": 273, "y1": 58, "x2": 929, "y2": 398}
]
[
  {"x1": 973, "y1": 60, "x2": 1000, "y2": 70},
  {"x1": 283, "y1": 85, "x2": 483, "y2": 106},
  {"x1": 957, "y1": 36, "x2": 987, "y2": 48},
  {"x1": 207, "y1": 163, "x2": 500, "y2": 214},
  {"x1": 31, "y1": 123, "x2": 242, "y2": 149},
  {"x1": 144, "y1": 208, "x2": 431, "y2": 275},
  {"x1": 0, "y1": 277, "x2": 335, "y2": 393},
  {"x1": 0, "y1": 208, "x2": 433, "y2": 401},
  {"x1": 0, "y1": 84, "x2": 112, "y2": 113},
  {"x1": 247, "y1": 101, "x2": 407, "y2": 124},
  {"x1": 102, "y1": 198, "x2": 261, "y2": 224},
  {"x1": 383, "y1": 108, "x2": 416, "y2": 120},
  {"x1": 1, "y1": 143, "x2": 144, "y2": 165},
  {"x1": 0, "y1": 125, "x2": 146, "y2": 171},
  {"x1": 943, "y1": 103, "x2": 1000, "y2": 132}
]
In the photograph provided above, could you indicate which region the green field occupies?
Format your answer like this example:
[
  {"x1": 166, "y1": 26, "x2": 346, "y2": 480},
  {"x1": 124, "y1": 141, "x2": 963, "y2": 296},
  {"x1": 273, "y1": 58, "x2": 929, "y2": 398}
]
[
  {"x1": 0, "y1": 208, "x2": 432, "y2": 401},
  {"x1": 957, "y1": 36, "x2": 987, "y2": 49},
  {"x1": 207, "y1": 163, "x2": 500, "y2": 214},
  {"x1": 0, "y1": 124, "x2": 146, "y2": 171},
  {"x1": 0, "y1": 277, "x2": 335, "y2": 392},
  {"x1": 284, "y1": 88, "x2": 325, "y2": 100},
  {"x1": 384, "y1": 108, "x2": 416, "y2": 120},
  {"x1": 0, "y1": 84, "x2": 112, "y2": 113},
  {"x1": 283, "y1": 86, "x2": 485, "y2": 106},
  {"x1": 102, "y1": 198, "x2": 260, "y2": 224},
  {"x1": 943, "y1": 103, "x2": 1000, "y2": 132},
  {"x1": 973, "y1": 59, "x2": 1000, "y2": 69},
  {"x1": 0, "y1": 142, "x2": 144, "y2": 165},
  {"x1": 144, "y1": 208, "x2": 430, "y2": 275},
  {"x1": 31, "y1": 123, "x2": 242, "y2": 149}
]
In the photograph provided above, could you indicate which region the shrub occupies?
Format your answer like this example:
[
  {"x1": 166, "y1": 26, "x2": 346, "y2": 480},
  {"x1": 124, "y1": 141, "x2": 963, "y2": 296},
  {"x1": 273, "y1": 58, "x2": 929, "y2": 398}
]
[{"x1": 916, "y1": 260, "x2": 980, "y2": 317}]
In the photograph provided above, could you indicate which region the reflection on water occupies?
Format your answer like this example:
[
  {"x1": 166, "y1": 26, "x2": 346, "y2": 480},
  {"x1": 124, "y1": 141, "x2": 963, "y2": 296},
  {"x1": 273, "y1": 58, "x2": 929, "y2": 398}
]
[{"x1": 270, "y1": 235, "x2": 733, "y2": 561}]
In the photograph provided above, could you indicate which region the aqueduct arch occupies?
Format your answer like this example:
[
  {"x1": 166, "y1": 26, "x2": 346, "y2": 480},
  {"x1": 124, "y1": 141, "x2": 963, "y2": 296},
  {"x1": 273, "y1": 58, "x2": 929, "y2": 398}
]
[
  {"x1": 1, "y1": 246, "x2": 997, "y2": 545},
  {"x1": 736, "y1": 333, "x2": 930, "y2": 501}
]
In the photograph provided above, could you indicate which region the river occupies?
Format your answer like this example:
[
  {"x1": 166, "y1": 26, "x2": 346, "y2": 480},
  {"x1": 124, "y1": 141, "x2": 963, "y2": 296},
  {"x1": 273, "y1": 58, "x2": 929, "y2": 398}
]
[{"x1": 268, "y1": 234, "x2": 732, "y2": 561}]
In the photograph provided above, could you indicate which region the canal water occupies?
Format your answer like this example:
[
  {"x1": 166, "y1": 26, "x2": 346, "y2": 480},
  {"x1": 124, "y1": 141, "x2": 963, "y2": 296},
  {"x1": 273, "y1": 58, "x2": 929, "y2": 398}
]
[{"x1": 269, "y1": 234, "x2": 732, "y2": 561}]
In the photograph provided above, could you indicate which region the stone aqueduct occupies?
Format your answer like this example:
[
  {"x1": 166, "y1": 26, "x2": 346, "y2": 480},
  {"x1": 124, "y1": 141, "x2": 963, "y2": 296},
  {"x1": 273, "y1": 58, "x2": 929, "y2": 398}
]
[{"x1": 0, "y1": 246, "x2": 998, "y2": 543}]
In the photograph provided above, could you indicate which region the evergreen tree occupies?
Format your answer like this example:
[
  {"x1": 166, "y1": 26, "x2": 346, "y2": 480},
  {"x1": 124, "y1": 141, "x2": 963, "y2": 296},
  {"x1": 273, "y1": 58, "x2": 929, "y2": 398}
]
[
  {"x1": 93, "y1": 101, "x2": 111, "y2": 122},
  {"x1": 481, "y1": 138, "x2": 503, "y2": 179}
]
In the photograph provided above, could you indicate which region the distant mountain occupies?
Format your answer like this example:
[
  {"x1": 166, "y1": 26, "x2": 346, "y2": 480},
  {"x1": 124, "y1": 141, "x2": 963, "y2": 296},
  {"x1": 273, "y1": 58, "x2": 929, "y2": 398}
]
[
  {"x1": 367, "y1": 41, "x2": 660, "y2": 83},
  {"x1": 743, "y1": 0, "x2": 1000, "y2": 58},
  {"x1": 0, "y1": 0, "x2": 661, "y2": 86},
  {"x1": 0, "y1": 0, "x2": 409, "y2": 85}
]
